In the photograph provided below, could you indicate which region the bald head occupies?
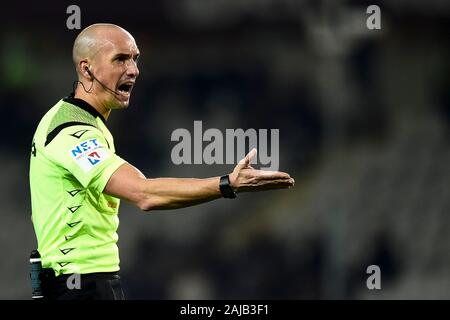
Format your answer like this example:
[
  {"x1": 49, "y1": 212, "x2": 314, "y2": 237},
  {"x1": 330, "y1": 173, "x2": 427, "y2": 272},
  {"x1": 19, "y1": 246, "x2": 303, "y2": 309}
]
[
  {"x1": 72, "y1": 23, "x2": 136, "y2": 72},
  {"x1": 72, "y1": 23, "x2": 140, "y2": 113}
]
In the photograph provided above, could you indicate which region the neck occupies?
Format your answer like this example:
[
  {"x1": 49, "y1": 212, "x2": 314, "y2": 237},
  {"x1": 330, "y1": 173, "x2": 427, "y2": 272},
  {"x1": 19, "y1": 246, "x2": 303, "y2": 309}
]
[{"x1": 74, "y1": 85, "x2": 111, "y2": 121}]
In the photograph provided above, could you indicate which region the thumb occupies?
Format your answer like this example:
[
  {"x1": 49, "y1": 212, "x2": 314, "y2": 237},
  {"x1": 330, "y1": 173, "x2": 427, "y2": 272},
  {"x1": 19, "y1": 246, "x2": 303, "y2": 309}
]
[{"x1": 238, "y1": 148, "x2": 257, "y2": 167}]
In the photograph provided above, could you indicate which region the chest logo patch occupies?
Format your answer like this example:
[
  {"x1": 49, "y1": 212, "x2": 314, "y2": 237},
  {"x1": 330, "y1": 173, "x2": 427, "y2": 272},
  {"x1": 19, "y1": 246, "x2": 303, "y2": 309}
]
[{"x1": 70, "y1": 138, "x2": 110, "y2": 172}]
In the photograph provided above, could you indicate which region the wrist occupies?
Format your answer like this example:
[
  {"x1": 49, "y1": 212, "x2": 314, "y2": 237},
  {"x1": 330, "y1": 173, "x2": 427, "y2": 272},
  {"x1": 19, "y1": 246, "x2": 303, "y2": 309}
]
[
  {"x1": 228, "y1": 173, "x2": 237, "y2": 191},
  {"x1": 219, "y1": 174, "x2": 237, "y2": 199}
]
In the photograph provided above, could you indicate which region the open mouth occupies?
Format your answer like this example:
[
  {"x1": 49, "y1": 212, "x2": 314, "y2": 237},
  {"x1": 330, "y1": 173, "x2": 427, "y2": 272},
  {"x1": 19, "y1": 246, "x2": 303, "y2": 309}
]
[{"x1": 117, "y1": 82, "x2": 134, "y2": 96}]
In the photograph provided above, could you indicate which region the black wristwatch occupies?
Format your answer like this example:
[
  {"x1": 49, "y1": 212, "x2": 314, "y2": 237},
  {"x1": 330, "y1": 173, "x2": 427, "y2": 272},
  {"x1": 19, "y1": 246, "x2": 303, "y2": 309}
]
[{"x1": 219, "y1": 175, "x2": 237, "y2": 199}]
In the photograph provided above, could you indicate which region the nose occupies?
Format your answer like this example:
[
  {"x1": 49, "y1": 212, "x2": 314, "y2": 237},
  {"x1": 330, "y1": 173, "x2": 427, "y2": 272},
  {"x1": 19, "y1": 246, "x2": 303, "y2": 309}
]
[{"x1": 126, "y1": 60, "x2": 139, "y2": 78}]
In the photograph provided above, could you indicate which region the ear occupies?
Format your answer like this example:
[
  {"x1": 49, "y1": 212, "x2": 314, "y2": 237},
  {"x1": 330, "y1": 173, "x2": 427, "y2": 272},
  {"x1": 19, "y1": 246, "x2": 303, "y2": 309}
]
[{"x1": 79, "y1": 60, "x2": 91, "y2": 80}]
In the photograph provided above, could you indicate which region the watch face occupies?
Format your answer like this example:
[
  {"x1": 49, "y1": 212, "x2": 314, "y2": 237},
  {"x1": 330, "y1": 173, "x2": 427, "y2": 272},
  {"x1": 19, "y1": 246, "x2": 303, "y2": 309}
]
[{"x1": 220, "y1": 175, "x2": 237, "y2": 198}]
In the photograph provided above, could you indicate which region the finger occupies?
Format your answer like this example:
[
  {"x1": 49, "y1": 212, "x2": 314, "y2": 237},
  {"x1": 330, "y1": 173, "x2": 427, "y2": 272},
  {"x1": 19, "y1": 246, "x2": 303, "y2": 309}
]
[
  {"x1": 256, "y1": 170, "x2": 291, "y2": 180},
  {"x1": 238, "y1": 148, "x2": 258, "y2": 167},
  {"x1": 247, "y1": 148, "x2": 257, "y2": 164},
  {"x1": 255, "y1": 178, "x2": 295, "y2": 190},
  {"x1": 268, "y1": 177, "x2": 295, "y2": 187}
]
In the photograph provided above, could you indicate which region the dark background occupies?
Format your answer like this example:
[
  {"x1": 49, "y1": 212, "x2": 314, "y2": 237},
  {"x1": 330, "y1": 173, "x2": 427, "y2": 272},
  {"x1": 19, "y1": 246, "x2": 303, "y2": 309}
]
[{"x1": 1, "y1": 0, "x2": 449, "y2": 299}]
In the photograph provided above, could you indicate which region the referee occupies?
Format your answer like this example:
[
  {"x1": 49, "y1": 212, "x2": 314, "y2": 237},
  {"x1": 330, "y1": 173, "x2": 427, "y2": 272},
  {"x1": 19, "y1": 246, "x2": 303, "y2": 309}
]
[{"x1": 29, "y1": 23, "x2": 295, "y2": 300}]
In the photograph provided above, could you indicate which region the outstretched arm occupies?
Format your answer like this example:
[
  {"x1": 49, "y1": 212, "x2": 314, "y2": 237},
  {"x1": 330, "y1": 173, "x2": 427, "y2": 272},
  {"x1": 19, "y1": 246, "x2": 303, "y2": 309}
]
[{"x1": 104, "y1": 148, "x2": 295, "y2": 211}]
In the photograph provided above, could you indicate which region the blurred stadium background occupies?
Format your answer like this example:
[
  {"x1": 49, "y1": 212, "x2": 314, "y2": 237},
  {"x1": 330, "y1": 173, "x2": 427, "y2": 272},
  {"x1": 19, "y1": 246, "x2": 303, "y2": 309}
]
[{"x1": 1, "y1": 0, "x2": 449, "y2": 299}]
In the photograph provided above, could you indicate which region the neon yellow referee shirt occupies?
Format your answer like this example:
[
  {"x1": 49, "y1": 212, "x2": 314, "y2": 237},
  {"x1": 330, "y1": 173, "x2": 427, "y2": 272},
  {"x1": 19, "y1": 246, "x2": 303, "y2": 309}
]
[{"x1": 29, "y1": 97, "x2": 126, "y2": 276}]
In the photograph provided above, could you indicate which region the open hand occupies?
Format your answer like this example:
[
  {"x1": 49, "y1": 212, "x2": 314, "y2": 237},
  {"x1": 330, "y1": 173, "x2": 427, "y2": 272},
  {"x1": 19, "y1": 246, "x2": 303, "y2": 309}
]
[{"x1": 229, "y1": 148, "x2": 295, "y2": 193}]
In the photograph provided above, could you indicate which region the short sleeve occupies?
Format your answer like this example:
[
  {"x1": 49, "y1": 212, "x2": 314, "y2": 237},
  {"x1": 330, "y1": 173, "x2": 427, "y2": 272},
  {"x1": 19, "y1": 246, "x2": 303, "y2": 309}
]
[{"x1": 45, "y1": 125, "x2": 127, "y2": 192}]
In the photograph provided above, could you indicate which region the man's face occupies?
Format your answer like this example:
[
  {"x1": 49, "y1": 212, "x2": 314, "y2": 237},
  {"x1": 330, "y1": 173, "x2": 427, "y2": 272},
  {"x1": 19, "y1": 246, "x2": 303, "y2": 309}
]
[{"x1": 90, "y1": 31, "x2": 140, "y2": 110}]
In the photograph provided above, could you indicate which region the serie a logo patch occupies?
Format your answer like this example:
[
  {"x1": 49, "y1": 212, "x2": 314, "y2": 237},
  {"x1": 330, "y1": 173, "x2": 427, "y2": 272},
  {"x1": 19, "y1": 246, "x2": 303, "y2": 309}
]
[{"x1": 70, "y1": 138, "x2": 110, "y2": 172}]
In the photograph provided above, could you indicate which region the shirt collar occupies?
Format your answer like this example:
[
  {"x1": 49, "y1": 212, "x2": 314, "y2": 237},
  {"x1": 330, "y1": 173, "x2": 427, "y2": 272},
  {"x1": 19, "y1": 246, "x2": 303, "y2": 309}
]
[{"x1": 63, "y1": 96, "x2": 107, "y2": 124}]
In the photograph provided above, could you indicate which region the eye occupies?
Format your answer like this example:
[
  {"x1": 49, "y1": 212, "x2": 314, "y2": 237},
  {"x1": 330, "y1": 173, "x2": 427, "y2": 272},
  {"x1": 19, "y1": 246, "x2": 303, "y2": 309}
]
[{"x1": 116, "y1": 56, "x2": 126, "y2": 63}]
